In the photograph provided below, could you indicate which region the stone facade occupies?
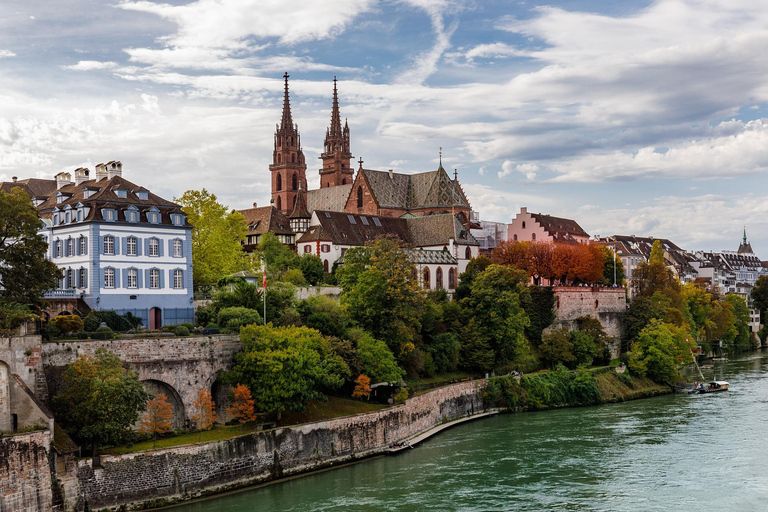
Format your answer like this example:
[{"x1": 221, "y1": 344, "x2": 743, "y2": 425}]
[
  {"x1": 0, "y1": 431, "x2": 54, "y2": 512},
  {"x1": 71, "y1": 380, "x2": 485, "y2": 511},
  {"x1": 548, "y1": 286, "x2": 627, "y2": 357},
  {"x1": 42, "y1": 336, "x2": 241, "y2": 427}
]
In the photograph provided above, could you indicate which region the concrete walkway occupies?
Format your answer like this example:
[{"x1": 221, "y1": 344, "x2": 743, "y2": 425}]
[{"x1": 387, "y1": 409, "x2": 501, "y2": 454}]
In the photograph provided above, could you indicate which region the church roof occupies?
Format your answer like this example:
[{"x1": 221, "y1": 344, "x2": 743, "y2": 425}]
[
  {"x1": 406, "y1": 248, "x2": 457, "y2": 265},
  {"x1": 306, "y1": 184, "x2": 353, "y2": 213},
  {"x1": 407, "y1": 213, "x2": 478, "y2": 247},
  {"x1": 359, "y1": 166, "x2": 470, "y2": 210},
  {"x1": 289, "y1": 187, "x2": 311, "y2": 219},
  {"x1": 239, "y1": 205, "x2": 293, "y2": 235}
]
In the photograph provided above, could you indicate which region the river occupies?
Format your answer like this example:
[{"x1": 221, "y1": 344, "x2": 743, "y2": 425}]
[{"x1": 170, "y1": 351, "x2": 768, "y2": 511}]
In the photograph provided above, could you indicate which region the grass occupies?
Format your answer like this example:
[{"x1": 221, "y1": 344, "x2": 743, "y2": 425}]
[
  {"x1": 102, "y1": 396, "x2": 387, "y2": 456},
  {"x1": 595, "y1": 370, "x2": 669, "y2": 403}
]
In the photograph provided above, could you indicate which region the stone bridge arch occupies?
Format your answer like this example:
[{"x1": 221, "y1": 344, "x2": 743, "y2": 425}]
[{"x1": 141, "y1": 379, "x2": 186, "y2": 430}]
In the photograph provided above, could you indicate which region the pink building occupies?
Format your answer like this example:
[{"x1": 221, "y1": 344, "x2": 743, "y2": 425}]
[{"x1": 507, "y1": 207, "x2": 590, "y2": 244}]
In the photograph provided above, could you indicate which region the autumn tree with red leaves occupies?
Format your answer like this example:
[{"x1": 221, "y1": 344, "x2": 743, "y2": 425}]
[
  {"x1": 139, "y1": 393, "x2": 173, "y2": 449},
  {"x1": 226, "y1": 383, "x2": 257, "y2": 424},
  {"x1": 493, "y1": 241, "x2": 604, "y2": 285},
  {"x1": 192, "y1": 389, "x2": 216, "y2": 441},
  {"x1": 352, "y1": 374, "x2": 372, "y2": 400}
]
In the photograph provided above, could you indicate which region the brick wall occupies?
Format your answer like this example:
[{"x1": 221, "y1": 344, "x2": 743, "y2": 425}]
[
  {"x1": 73, "y1": 380, "x2": 486, "y2": 511},
  {"x1": 0, "y1": 431, "x2": 53, "y2": 512}
]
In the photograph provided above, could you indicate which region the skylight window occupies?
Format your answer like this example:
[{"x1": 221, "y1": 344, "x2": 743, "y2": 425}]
[
  {"x1": 347, "y1": 214, "x2": 356, "y2": 225},
  {"x1": 373, "y1": 217, "x2": 381, "y2": 227},
  {"x1": 360, "y1": 216, "x2": 369, "y2": 225},
  {"x1": 324, "y1": 212, "x2": 331, "y2": 218}
]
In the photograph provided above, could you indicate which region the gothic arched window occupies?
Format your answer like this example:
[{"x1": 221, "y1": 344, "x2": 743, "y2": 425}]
[
  {"x1": 422, "y1": 268, "x2": 430, "y2": 289},
  {"x1": 465, "y1": 247, "x2": 472, "y2": 260},
  {"x1": 323, "y1": 259, "x2": 329, "y2": 273},
  {"x1": 436, "y1": 267, "x2": 444, "y2": 289},
  {"x1": 357, "y1": 187, "x2": 363, "y2": 207},
  {"x1": 448, "y1": 268, "x2": 456, "y2": 289},
  {"x1": 276, "y1": 196, "x2": 282, "y2": 211},
  {"x1": 276, "y1": 173, "x2": 282, "y2": 191},
  {"x1": 292, "y1": 173, "x2": 298, "y2": 190}
]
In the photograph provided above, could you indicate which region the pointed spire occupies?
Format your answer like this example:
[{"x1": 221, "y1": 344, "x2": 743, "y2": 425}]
[
  {"x1": 280, "y1": 72, "x2": 293, "y2": 130},
  {"x1": 289, "y1": 180, "x2": 311, "y2": 220},
  {"x1": 438, "y1": 147, "x2": 444, "y2": 170},
  {"x1": 744, "y1": 225, "x2": 747, "y2": 245},
  {"x1": 330, "y1": 76, "x2": 342, "y2": 137}
]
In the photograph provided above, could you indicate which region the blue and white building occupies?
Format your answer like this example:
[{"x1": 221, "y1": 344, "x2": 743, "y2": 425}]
[{"x1": 15, "y1": 161, "x2": 194, "y2": 329}]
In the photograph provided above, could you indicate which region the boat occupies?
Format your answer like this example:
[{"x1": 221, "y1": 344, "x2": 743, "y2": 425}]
[{"x1": 697, "y1": 381, "x2": 729, "y2": 394}]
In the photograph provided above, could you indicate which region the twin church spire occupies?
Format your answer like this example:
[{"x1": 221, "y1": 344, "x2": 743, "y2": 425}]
[{"x1": 270, "y1": 74, "x2": 353, "y2": 215}]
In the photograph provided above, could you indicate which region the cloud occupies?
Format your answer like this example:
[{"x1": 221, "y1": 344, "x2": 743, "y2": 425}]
[
  {"x1": 446, "y1": 42, "x2": 526, "y2": 65},
  {"x1": 0, "y1": 50, "x2": 16, "y2": 58},
  {"x1": 498, "y1": 160, "x2": 538, "y2": 181},
  {"x1": 462, "y1": 182, "x2": 554, "y2": 222},
  {"x1": 62, "y1": 61, "x2": 119, "y2": 71}
]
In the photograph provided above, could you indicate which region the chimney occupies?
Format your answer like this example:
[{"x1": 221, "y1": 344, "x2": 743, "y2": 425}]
[
  {"x1": 521, "y1": 206, "x2": 527, "y2": 214},
  {"x1": 55, "y1": 172, "x2": 72, "y2": 190},
  {"x1": 94, "y1": 163, "x2": 108, "y2": 181},
  {"x1": 106, "y1": 160, "x2": 123, "y2": 179},
  {"x1": 253, "y1": 202, "x2": 258, "y2": 208},
  {"x1": 11, "y1": 176, "x2": 17, "y2": 182},
  {"x1": 388, "y1": 169, "x2": 393, "y2": 179},
  {"x1": 74, "y1": 167, "x2": 90, "y2": 186}
]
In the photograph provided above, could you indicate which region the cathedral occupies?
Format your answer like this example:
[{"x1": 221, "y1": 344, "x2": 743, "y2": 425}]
[{"x1": 240, "y1": 73, "x2": 480, "y2": 285}]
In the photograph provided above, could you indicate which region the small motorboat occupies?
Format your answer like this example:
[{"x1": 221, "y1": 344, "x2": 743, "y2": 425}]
[{"x1": 697, "y1": 381, "x2": 729, "y2": 394}]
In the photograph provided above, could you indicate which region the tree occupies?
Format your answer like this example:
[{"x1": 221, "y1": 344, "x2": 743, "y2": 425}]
[
  {"x1": 597, "y1": 246, "x2": 625, "y2": 286},
  {"x1": 539, "y1": 328, "x2": 575, "y2": 369},
  {"x1": 461, "y1": 264, "x2": 531, "y2": 370},
  {"x1": 227, "y1": 384, "x2": 257, "y2": 424},
  {"x1": 454, "y1": 255, "x2": 492, "y2": 300},
  {"x1": 352, "y1": 374, "x2": 371, "y2": 400},
  {"x1": 0, "y1": 302, "x2": 38, "y2": 336},
  {"x1": 192, "y1": 389, "x2": 216, "y2": 440},
  {"x1": 632, "y1": 240, "x2": 680, "y2": 299},
  {"x1": 347, "y1": 328, "x2": 405, "y2": 384},
  {"x1": 299, "y1": 255, "x2": 325, "y2": 285},
  {"x1": 227, "y1": 325, "x2": 349, "y2": 418},
  {"x1": 570, "y1": 331, "x2": 598, "y2": 367},
  {"x1": 521, "y1": 286, "x2": 556, "y2": 347},
  {"x1": 54, "y1": 348, "x2": 150, "y2": 457},
  {"x1": 258, "y1": 232, "x2": 300, "y2": 272},
  {"x1": 0, "y1": 187, "x2": 61, "y2": 308},
  {"x1": 752, "y1": 275, "x2": 768, "y2": 323},
  {"x1": 139, "y1": 393, "x2": 173, "y2": 449},
  {"x1": 175, "y1": 189, "x2": 250, "y2": 286},
  {"x1": 338, "y1": 237, "x2": 423, "y2": 356},
  {"x1": 628, "y1": 320, "x2": 694, "y2": 384},
  {"x1": 725, "y1": 294, "x2": 752, "y2": 352}
]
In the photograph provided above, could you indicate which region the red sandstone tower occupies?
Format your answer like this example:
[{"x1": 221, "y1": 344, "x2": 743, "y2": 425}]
[
  {"x1": 270, "y1": 73, "x2": 308, "y2": 215},
  {"x1": 318, "y1": 77, "x2": 353, "y2": 188}
]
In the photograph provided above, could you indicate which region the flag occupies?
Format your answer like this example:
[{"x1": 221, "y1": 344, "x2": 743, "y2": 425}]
[{"x1": 262, "y1": 268, "x2": 267, "y2": 289}]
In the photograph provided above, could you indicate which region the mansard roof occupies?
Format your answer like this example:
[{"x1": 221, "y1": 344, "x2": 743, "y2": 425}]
[{"x1": 240, "y1": 205, "x2": 293, "y2": 236}]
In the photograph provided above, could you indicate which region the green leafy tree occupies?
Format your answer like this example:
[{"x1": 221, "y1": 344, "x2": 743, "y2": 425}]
[
  {"x1": 461, "y1": 264, "x2": 531, "y2": 370},
  {"x1": 0, "y1": 302, "x2": 38, "y2": 336},
  {"x1": 752, "y1": 275, "x2": 768, "y2": 323},
  {"x1": 54, "y1": 348, "x2": 150, "y2": 456},
  {"x1": 338, "y1": 237, "x2": 423, "y2": 356},
  {"x1": 520, "y1": 286, "x2": 556, "y2": 347},
  {"x1": 539, "y1": 327, "x2": 575, "y2": 369},
  {"x1": 258, "y1": 232, "x2": 300, "y2": 272},
  {"x1": 299, "y1": 255, "x2": 325, "y2": 285},
  {"x1": 175, "y1": 189, "x2": 250, "y2": 286},
  {"x1": 216, "y1": 306, "x2": 262, "y2": 332},
  {"x1": 227, "y1": 325, "x2": 349, "y2": 418},
  {"x1": 454, "y1": 255, "x2": 492, "y2": 301},
  {"x1": 725, "y1": 294, "x2": 752, "y2": 352},
  {"x1": 424, "y1": 332, "x2": 461, "y2": 373},
  {"x1": 347, "y1": 328, "x2": 405, "y2": 384},
  {"x1": 628, "y1": 320, "x2": 694, "y2": 384},
  {"x1": 632, "y1": 240, "x2": 680, "y2": 300},
  {"x1": 570, "y1": 331, "x2": 598, "y2": 367},
  {"x1": 597, "y1": 246, "x2": 626, "y2": 286},
  {"x1": 0, "y1": 187, "x2": 61, "y2": 308}
]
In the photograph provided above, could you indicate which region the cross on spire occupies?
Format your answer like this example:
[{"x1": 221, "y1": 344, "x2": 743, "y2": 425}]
[{"x1": 280, "y1": 72, "x2": 293, "y2": 130}]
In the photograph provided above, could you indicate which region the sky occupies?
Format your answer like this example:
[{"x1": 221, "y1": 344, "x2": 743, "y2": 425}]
[{"x1": 1, "y1": 0, "x2": 768, "y2": 254}]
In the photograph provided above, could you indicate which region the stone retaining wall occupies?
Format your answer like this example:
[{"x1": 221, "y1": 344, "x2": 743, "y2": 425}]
[
  {"x1": 73, "y1": 379, "x2": 486, "y2": 511},
  {"x1": 0, "y1": 431, "x2": 53, "y2": 512}
]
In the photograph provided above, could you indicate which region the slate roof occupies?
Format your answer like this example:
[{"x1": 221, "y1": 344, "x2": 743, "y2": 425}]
[
  {"x1": 296, "y1": 211, "x2": 479, "y2": 249},
  {"x1": 360, "y1": 166, "x2": 470, "y2": 210},
  {"x1": 239, "y1": 206, "x2": 293, "y2": 235},
  {"x1": 306, "y1": 184, "x2": 353, "y2": 213}
]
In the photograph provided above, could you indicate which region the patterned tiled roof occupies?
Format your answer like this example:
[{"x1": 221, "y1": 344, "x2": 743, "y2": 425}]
[
  {"x1": 306, "y1": 184, "x2": 353, "y2": 213},
  {"x1": 406, "y1": 248, "x2": 457, "y2": 265},
  {"x1": 239, "y1": 206, "x2": 293, "y2": 235},
  {"x1": 407, "y1": 214, "x2": 478, "y2": 247},
  {"x1": 360, "y1": 166, "x2": 470, "y2": 210}
]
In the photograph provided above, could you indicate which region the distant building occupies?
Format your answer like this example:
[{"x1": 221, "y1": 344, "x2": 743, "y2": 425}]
[
  {"x1": 507, "y1": 207, "x2": 589, "y2": 245},
  {"x1": 2, "y1": 162, "x2": 194, "y2": 328}
]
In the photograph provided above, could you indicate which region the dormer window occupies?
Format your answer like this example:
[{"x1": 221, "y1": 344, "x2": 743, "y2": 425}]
[
  {"x1": 147, "y1": 210, "x2": 160, "y2": 224},
  {"x1": 136, "y1": 191, "x2": 148, "y2": 200},
  {"x1": 115, "y1": 189, "x2": 127, "y2": 199},
  {"x1": 102, "y1": 208, "x2": 116, "y2": 222},
  {"x1": 171, "y1": 213, "x2": 185, "y2": 226},
  {"x1": 125, "y1": 208, "x2": 138, "y2": 223}
]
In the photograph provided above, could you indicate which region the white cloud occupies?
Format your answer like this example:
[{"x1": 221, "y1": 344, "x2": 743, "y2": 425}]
[
  {"x1": 0, "y1": 50, "x2": 16, "y2": 58},
  {"x1": 498, "y1": 160, "x2": 538, "y2": 181},
  {"x1": 62, "y1": 61, "x2": 119, "y2": 71},
  {"x1": 446, "y1": 42, "x2": 526, "y2": 65}
]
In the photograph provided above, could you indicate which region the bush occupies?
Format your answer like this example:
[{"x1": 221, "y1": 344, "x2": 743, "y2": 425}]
[
  {"x1": 205, "y1": 322, "x2": 219, "y2": 330},
  {"x1": 93, "y1": 325, "x2": 114, "y2": 340},
  {"x1": 174, "y1": 326, "x2": 190, "y2": 336},
  {"x1": 618, "y1": 371, "x2": 633, "y2": 388},
  {"x1": 282, "y1": 268, "x2": 307, "y2": 286},
  {"x1": 51, "y1": 315, "x2": 84, "y2": 335},
  {"x1": 216, "y1": 307, "x2": 262, "y2": 333},
  {"x1": 83, "y1": 311, "x2": 133, "y2": 332}
]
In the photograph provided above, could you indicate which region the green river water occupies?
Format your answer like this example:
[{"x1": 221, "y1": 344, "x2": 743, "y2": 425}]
[{"x1": 170, "y1": 351, "x2": 768, "y2": 511}]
